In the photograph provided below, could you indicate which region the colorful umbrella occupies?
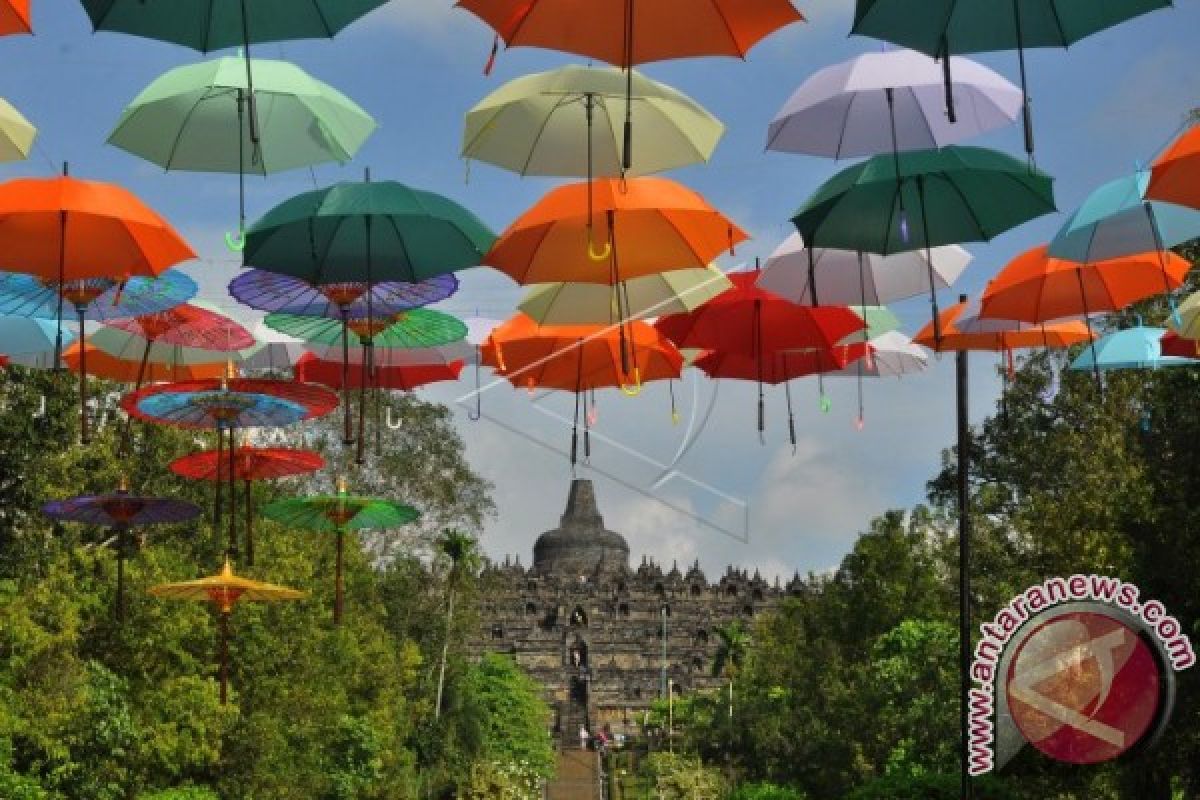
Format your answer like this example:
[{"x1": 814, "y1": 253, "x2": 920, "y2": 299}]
[
  {"x1": 109, "y1": 56, "x2": 377, "y2": 247},
  {"x1": 757, "y1": 233, "x2": 972, "y2": 307},
  {"x1": 147, "y1": 558, "x2": 306, "y2": 703},
  {"x1": 169, "y1": 445, "x2": 324, "y2": 565},
  {"x1": 517, "y1": 266, "x2": 732, "y2": 327},
  {"x1": 261, "y1": 478, "x2": 418, "y2": 623},
  {"x1": 228, "y1": 269, "x2": 458, "y2": 318},
  {"x1": 43, "y1": 480, "x2": 201, "y2": 621},
  {"x1": 826, "y1": 331, "x2": 930, "y2": 378},
  {"x1": 0, "y1": 0, "x2": 29, "y2": 35},
  {"x1": 1069, "y1": 326, "x2": 1198, "y2": 372},
  {"x1": 295, "y1": 352, "x2": 464, "y2": 391},
  {"x1": 0, "y1": 317, "x2": 77, "y2": 359},
  {"x1": 1146, "y1": 123, "x2": 1200, "y2": 210},
  {"x1": 463, "y1": 64, "x2": 723, "y2": 178},
  {"x1": 1160, "y1": 331, "x2": 1200, "y2": 359},
  {"x1": 0, "y1": 97, "x2": 35, "y2": 162},
  {"x1": 791, "y1": 145, "x2": 1055, "y2": 336},
  {"x1": 63, "y1": 343, "x2": 229, "y2": 383},
  {"x1": 106, "y1": 303, "x2": 257, "y2": 386},
  {"x1": 767, "y1": 49, "x2": 1020, "y2": 157},
  {"x1": 237, "y1": 321, "x2": 309, "y2": 371},
  {"x1": 914, "y1": 299, "x2": 1093, "y2": 353},
  {"x1": 851, "y1": 0, "x2": 1169, "y2": 154}
]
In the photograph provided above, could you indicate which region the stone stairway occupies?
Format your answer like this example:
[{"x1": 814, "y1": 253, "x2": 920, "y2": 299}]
[{"x1": 546, "y1": 748, "x2": 602, "y2": 800}]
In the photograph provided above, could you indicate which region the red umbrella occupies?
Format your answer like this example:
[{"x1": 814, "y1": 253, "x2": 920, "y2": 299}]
[
  {"x1": 295, "y1": 352, "x2": 464, "y2": 391},
  {"x1": 169, "y1": 446, "x2": 325, "y2": 566},
  {"x1": 1160, "y1": 331, "x2": 1200, "y2": 359}
]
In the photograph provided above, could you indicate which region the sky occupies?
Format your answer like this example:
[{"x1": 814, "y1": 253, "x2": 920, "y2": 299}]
[{"x1": 5, "y1": 0, "x2": 1200, "y2": 581}]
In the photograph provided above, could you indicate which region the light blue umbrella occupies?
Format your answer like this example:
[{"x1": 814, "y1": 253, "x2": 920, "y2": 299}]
[
  {"x1": 1069, "y1": 326, "x2": 1198, "y2": 372},
  {"x1": 0, "y1": 269, "x2": 197, "y2": 321},
  {"x1": 0, "y1": 317, "x2": 77, "y2": 357}
]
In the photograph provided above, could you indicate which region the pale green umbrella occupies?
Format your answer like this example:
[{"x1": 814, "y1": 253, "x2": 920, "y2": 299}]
[
  {"x1": 517, "y1": 266, "x2": 732, "y2": 326},
  {"x1": 462, "y1": 64, "x2": 723, "y2": 178},
  {"x1": 108, "y1": 56, "x2": 376, "y2": 249},
  {"x1": 0, "y1": 97, "x2": 35, "y2": 162},
  {"x1": 846, "y1": 305, "x2": 900, "y2": 342}
]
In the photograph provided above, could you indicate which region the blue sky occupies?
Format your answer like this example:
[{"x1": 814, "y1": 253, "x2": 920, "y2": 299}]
[{"x1": 7, "y1": 0, "x2": 1200, "y2": 579}]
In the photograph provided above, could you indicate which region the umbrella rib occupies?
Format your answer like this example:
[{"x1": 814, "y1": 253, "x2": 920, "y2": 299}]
[
  {"x1": 520, "y1": 95, "x2": 576, "y2": 175},
  {"x1": 833, "y1": 91, "x2": 859, "y2": 161},
  {"x1": 161, "y1": 90, "x2": 239, "y2": 172},
  {"x1": 1048, "y1": 0, "x2": 1070, "y2": 46},
  {"x1": 941, "y1": 172, "x2": 990, "y2": 242}
]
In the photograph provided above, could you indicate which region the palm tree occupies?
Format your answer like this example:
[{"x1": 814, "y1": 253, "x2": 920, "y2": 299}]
[
  {"x1": 712, "y1": 621, "x2": 750, "y2": 721},
  {"x1": 434, "y1": 529, "x2": 480, "y2": 720}
]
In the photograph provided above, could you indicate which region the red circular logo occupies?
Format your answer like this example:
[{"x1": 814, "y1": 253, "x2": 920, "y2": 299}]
[{"x1": 1006, "y1": 611, "x2": 1162, "y2": 764}]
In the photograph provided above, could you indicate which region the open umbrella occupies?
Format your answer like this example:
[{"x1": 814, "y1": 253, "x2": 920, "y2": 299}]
[
  {"x1": 826, "y1": 331, "x2": 929, "y2": 378},
  {"x1": 1166, "y1": 291, "x2": 1200, "y2": 341},
  {"x1": 148, "y1": 558, "x2": 306, "y2": 703},
  {"x1": 791, "y1": 145, "x2": 1055, "y2": 336},
  {"x1": 63, "y1": 342, "x2": 229, "y2": 383},
  {"x1": 767, "y1": 49, "x2": 1020, "y2": 157},
  {"x1": 170, "y1": 445, "x2": 324, "y2": 566},
  {"x1": 0, "y1": 317, "x2": 77, "y2": 362},
  {"x1": 0, "y1": 0, "x2": 29, "y2": 35},
  {"x1": 458, "y1": 0, "x2": 800, "y2": 169},
  {"x1": 105, "y1": 302, "x2": 256, "y2": 389},
  {"x1": 43, "y1": 479, "x2": 201, "y2": 621},
  {"x1": 463, "y1": 64, "x2": 723, "y2": 178},
  {"x1": 0, "y1": 97, "x2": 35, "y2": 162},
  {"x1": 237, "y1": 320, "x2": 308, "y2": 372},
  {"x1": 1070, "y1": 326, "x2": 1198, "y2": 372},
  {"x1": 915, "y1": 298, "x2": 1093, "y2": 354},
  {"x1": 850, "y1": 0, "x2": 1170, "y2": 154},
  {"x1": 109, "y1": 56, "x2": 377, "y2": 248},
  {"x1": 517, "y1": 266, "x2": 732, "y2": 326},
  {"x1": 261, "y1": 478, "x2": 418, "y2": 623},
  {"x1": 1146, "y1": 123, "x2": 1200, "y2": 210},
  {"x1": 1160, "y1": 331, "x2": 1200, "y2": 359},
  {"x1": 229, "y1": 269, "x2": 458, "y2": 318},
  {"x1": 295, "y1": 352, "x2": 464, "y2": 391}
]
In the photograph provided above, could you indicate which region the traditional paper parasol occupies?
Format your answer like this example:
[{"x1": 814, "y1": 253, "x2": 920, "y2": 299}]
[
  {"x1": 261, "y1": 478, "x2": 418, "y2": 623},
  {"x1": 148, "y1": 558, "x2": 306, "y2": 703}
]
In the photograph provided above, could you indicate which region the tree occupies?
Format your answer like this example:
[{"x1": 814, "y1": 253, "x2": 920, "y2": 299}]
[
  {"x1": 434, "y1": 530, "x2": 481, "y2": 720},
  {"x1": 712, "y1": 621, "x2": 750, "y2": 721}
]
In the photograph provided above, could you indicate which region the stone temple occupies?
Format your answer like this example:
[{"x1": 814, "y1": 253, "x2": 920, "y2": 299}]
[{"x1": 473, "y1": 479, "x2": 795, "y2": 744}]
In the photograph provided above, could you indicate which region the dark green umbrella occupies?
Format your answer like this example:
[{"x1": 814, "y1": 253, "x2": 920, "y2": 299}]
[
  {"x1": 851, "y1": 0, "x2": 1170, "y2": 154},
  {"x1": 262, "y1": 479, "x2": 419, "y2": 624},
  {"x1": 791, "y1": 145, "x2": 1055, "y2": 337},
  {"x1": 243, "y1": 179, "x2": 496, "y2": 284}
]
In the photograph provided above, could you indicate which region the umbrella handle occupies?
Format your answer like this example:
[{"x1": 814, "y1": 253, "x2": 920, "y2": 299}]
[
  {"x1": 620, "y1": 367, "x2": 642, "y2": 397},
  {"x1": 225, "y1": 227, "x2": 247, "y2": 252},
  {"x1": 588, "y1": 238, "x2": 612, "y2": 261}
]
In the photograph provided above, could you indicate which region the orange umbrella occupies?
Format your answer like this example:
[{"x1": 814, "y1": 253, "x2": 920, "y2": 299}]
[
  {"x1": 482, "y1": 313, "x2": 682, "y2": 465},
  {"x1": 485, "y1": 177, "x2": 748, "y2": 285},
  {"x1": 1146, "y1": 123, "x2": 1200, "y2": 210},
  {"x1": 915, "y1": 300, "x2": 1093, "y2": 353},
  {"x1": 62, "y1": 343, "x2": 228, "y2": 383},
  {"x1": 0, "y1": 0, "x2": 30, "y2": 35},
  {"x1": 980, "y1": 245, "x2": 1191, "y2": 323}
]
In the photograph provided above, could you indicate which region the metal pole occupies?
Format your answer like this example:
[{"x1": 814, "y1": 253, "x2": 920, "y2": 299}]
[{"x1": 956, "y1": 293, "x2": 972, "y2": 800}]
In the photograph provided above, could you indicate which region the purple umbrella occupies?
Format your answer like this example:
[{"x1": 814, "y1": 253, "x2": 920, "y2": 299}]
[{"x1": 43, "y1": 481, "x2": 202, "y2": 621}]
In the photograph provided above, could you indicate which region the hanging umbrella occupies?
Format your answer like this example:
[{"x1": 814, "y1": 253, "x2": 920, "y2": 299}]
[
  {"x1": 458, "y1": 0, "x2": 800, "y2": 169},
  {"x1": 1166, "y1": 290, "x2": 1200, "y2": 341},
  {"x1": 826, "y1": 331, "x2": 930, "y2": 378},
  {"x1": 237, "y1": 320, "x2": 309, "y2": 372},
  {"x1": 518, "y1": 266, "x2": 732, "y2": 326},
  {"x1": 848, "y1": 306, "x2": 901, "y2": 341},
  {"x1": 0, "y1": 0, "x2": 28, "y2": 35},
  {"x1": 85, "y1": 327, "x2": 260, "y2": 376},
  {"x1": 0, "y1": 317, "x2": 77, "y2": 360},
  {"x1": 228, "y1": 269, "x2": 458, "y2": 318},
  {"x1": 791, "y1": 145, "x2": 1055, "y2": 336},
  {"x1": 915, "y1": 299, "x2": 1094, "y2": 353},
  {"x1": 62, "y1": 342, "x2": 229, "y2": 383},
  {"x1": 767, "y1": 49, "x2": 1020, "y2": 158},
  {"x1": 148, "y1": 558, "x2": 306, "y2": 703},
  {"x1": 313, "y1": 341, "x2": 476, "y2": 368},
  {"x1": 169, "y1": 445, "x2": 324, "y2": 566},
  {"x1": 463, "y1": 64, "x2": 723, "y2": 178},
  {"x1": 1069, "y1": 326, "x2": 1198, "y2": 372},
  {"x1": 757, "y1": 232, "x2": 972, "y2": 306},
  {"x1": 1146, "y1": 123, "x2": 1200, "y2": 210},
  {"x1": 108, "y1": 56, "x2": 377, "y2": 248},
  {"x1": 43, "y1": 479, "x2": 201, "y2": 621},
  {"x1": 0, "y1": 97, "x2": 35, "y2": 162},
  {"x1": 295, "y1": 352, "x2": 464, "y2": 391},
  {"x1": 261, "y1": 478, "x2": 418, "y2": 623},
  {"x1": 482, "y1": 314, "x2": 682, "y2": 465},
  {"x1": 850, "y1": 0, "x2": 1170, "y2": 154},
  {"x1": 1160, "y1": 331, "x2": 1200, "y2": 359}
]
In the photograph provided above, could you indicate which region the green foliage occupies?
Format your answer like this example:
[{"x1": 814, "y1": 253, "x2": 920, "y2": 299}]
[
  {"x1": 461, "y1": 760, "x2": 544, "y2": 799},
  {"x1": 455, "y1": 654, "x2": 555, "y2": 779},
  {"x1": 727, "y1": 781, "x2": 807, "y2": 800},
  {"x1": 845, "y1": 772, "x2": 1020, "y2": 800},
  {"x1": 638, "y1": 752, "x2": 725, "y2": 799}
]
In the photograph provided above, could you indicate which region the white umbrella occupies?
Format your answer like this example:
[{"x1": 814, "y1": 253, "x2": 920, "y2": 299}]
[
  {"x1": 827, "y1": 331, "x2": 929, "y2": 378},
  {"x1": 766, "y1": 50, "x2": 1021, "y2": 158},
  {"x1": 757, "y1": 232, "x2": 972, "y2": 306},
  {"x1": 238, "y1": 320, "x2": 308, "y2": 371}
]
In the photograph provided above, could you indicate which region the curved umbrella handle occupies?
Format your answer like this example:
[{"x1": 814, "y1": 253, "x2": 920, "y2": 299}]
[
  {"x1": 620, "y1": 367, "x2": 642, "y2": 397},
  {"x1": 588, "y1": 238, "x2": 612, "y2": 262},
  {"x1": 225, "y1": 226, "x2": 247, "y2": 252}
]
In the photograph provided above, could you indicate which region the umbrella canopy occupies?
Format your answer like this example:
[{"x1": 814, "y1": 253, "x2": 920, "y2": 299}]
[
  {"x1": 1165, "y1": 290, "x2": 1200, "y2": 341},
  {"x1": 244, "y1": 180, "x2": 495, "y2": 284},
  {"x1": 694, "y1": 345, "x2": 864, "y2": 383},
  {"x1": 914, "y1": 299, "x2": 1093, "y2": 352},
  {"x1": 63, "y1": 343, "x2": 229, "y2": 382},
  {"x1": 87, "y1": 326, "x2": 260, "y2": 370},
  {"x1": 0, "y1": 175, "x2": 196, "y2": 281},
  {"x1": 0, "y1": 269, "x2": 197, "y2": 319},
  {"x1": 109, "y1": 57, "x2": 376, "y2": 175},
  {"x1": 1049, "y1": 171, "x2": 1200, "y2": 263},
  {"x1": 826, "y1": 331, "x2": 930, "y2": 378},
  {"x1": 1160, "y1": 331, "x2": 1200, "y2": 359},
  {"x1": 295, "y1": 352, "x2": 464, "y2": 391},
  {"x1": 1146, "y1": 123, "x2": 1200, "y2": 210},
  {"x1": 228, "y1": 268, "x2": 458, "y2": 317},
  {"x1": 980, "y1": 245, "x2": 1191, "y2": 323},
  {"x1": 767, "y1": 49, "x2": 1020, "y2": 158},
  {"x1": 0, "y1": 0, "x2": 27, "y2": 35},
  {"x1": 80, "y1": 0, "x2": 386, "y2": 50},
  {"x1": 463, "y1": 65, "x2": 723, "y2": 178},
  {"x1": 1069, "y1": 326, "x2": 1198, "y2": 371},
  {"x1": 264, "y1": 309, "x2": 468, "y2": 349},
  {"x1": 148, "y1": 558, "x2": 306, "y2": 703},
  {"x1": 487, "y1": 177, "x2": 749, "y2": 285},
  {"x1": 0, "y1": 97, "x2": 35, "y2": 162},
  {"x1": 261, "y1": 480, "x2": 418, "y2": 622},
  {"x1": 313, "y1": 341, "x2": 476, "y2": 367},
  {"x1": 170, "y1": 446, "x2": 324, "y2": 483},
  {"x1": 237, "y1": 321, "x2": 308, "y2": 371},
  {"x1": 518, "y1": 266, "x2": 732, "y2": 326},
  {"x1": 756, "y1": 232, "x2": 972, "y2": 306},
  {"x1": 848, "y1": 305, "x2": 901, "y2": 341},
  {"x1": 123, "y1": 378, "x2": 338, "y2": 427},
  {"x1": 108, "y1": 302, "x2": 256, "y2": 351},
  {"x1": 0, "y1": 317, "x2": 77, "y2": 356}
]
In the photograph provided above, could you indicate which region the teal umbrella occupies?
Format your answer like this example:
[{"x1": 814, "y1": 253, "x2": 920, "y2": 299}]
[
  {"x1": 851, "y1": 0, "x2": 1170, "y2": 154},
  {"x1": 1069, "y1": 326, "x2": 1198, "y2": 371},
  {"x1": 263, "y1": 309, "x2": 468, "y2": 350},
  {"x1": 108, "y1": 57, "x2": 377, "y2": 249},
  {"x1": 791, "y1": 145, "x2": 1055, "y2": 336}
]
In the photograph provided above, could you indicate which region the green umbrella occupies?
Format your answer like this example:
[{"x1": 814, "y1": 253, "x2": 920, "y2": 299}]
[
  {"x1": 261, "y1": 479, "x2": 418, "y2": 623},
  {"x1": 791, "y1": 145, "x2": 1055, "y2": 336},
  {"x1": 851, "y1": 0, "x2": 1169, "y2": 154},
  {"x1": 263, "y1": 309, "x2": 467, "y2": 350},
  {"x1": 108, "y1": 57, "x2": 376, "y2": 248},
  {"x1": 244, "y1": 179, "x2": 496, "y2": 285}
]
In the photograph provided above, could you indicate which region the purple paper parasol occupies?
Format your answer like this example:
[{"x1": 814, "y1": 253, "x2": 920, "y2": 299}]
[{"x1": 228, "y1": 269, "x2": 457, "y2": 318}]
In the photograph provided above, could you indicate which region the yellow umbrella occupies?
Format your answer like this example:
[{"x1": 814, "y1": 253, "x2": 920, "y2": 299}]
[
  {"x1": 148, "y1": 559, "x2": 306, "y2": 703},
  {"x1": 518, "y1": 265, "x2": 732, "y2": 327},
  {"x1": 0, "y1": 97, "x2": 35, "y2": 162}
]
